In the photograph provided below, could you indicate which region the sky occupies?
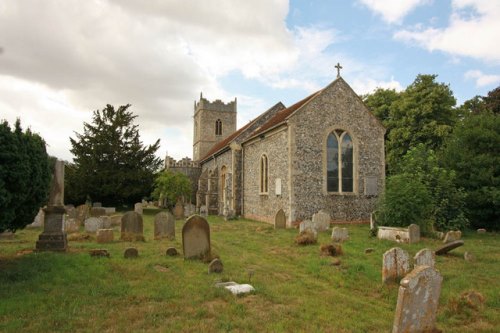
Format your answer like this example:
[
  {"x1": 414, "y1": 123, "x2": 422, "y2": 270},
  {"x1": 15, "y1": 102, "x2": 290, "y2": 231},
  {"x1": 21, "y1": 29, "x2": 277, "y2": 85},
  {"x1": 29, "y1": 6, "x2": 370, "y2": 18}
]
[{"x1": 1, "y1": 0, "x2": 499, "y2": 162}]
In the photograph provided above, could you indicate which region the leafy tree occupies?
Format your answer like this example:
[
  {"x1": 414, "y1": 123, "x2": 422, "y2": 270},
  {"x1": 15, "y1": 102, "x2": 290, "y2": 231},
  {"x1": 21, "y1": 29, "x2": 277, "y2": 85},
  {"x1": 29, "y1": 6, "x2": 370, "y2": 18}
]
[
  {"x1": 483, "y1": 85, "x2": 500, "y2": 115},
  {"x1": 363, "y1": 87, "x2": 400, "y2": 128},
  {"x1": 66, "y1": 104, "x2": 162, "y2": 206},
  {"x1": 0, "y1": 119, "x2": 51, "y2": 232},
  {"x1": 386, "y1": 74, "x2": 457, "y2": 172},
  {"x1": 152, "y1": 170, "x2": 192, "y2": 209}
]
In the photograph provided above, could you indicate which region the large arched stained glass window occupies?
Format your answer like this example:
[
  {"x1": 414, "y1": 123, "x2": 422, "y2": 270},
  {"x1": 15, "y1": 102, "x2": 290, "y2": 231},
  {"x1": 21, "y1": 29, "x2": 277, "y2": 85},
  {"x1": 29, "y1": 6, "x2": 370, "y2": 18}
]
[{"x1": 327, "y1": 130, "x2": 353, "y2": 192}]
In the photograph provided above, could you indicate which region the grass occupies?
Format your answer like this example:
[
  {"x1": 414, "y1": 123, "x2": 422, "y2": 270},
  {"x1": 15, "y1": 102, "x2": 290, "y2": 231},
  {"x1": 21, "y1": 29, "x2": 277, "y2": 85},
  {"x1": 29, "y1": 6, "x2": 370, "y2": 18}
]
[{"x1": 0, "y1": 210, "x2": 499, "y2": 332}]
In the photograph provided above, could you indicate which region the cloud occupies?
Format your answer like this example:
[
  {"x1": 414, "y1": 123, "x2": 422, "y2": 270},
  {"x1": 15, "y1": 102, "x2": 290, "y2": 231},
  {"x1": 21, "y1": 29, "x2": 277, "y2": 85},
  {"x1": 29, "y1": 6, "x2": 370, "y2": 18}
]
[
  {"x1": 350, "y1": 77, "x2": 404, "y2": 95},
  {"x1": 394, "y1": 0, "x2": 500, "y2": 63},
  {"x1": 465, "y1": 70, "x2": 500, "y2": 87},
  {"x1": 358, "y1": 0, "x2": 429, "y2": 24}
]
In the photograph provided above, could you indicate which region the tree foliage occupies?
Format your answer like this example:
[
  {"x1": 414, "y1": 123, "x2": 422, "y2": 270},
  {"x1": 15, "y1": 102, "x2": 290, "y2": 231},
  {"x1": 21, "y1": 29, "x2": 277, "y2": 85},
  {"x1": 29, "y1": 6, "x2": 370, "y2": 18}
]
[
  {"x1": 363, "y1": 87, "x2": 400, "y2": 128},
  {"x1": 0, "y1": 119, "x2": 51, "y2": 232},
  {"x1": 152, "y1": 170, "x2": 192, "y2": 209},
  {"x1": 66, "y1": 104, "x2": 162, "y2": 206}
]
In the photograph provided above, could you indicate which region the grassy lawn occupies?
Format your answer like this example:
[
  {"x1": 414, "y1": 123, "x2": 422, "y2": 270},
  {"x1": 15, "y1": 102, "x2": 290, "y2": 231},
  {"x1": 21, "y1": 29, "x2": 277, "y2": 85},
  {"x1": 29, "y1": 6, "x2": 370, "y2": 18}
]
[{"x1": 0, "y1": 209, "x2": 499, "y2": 332}]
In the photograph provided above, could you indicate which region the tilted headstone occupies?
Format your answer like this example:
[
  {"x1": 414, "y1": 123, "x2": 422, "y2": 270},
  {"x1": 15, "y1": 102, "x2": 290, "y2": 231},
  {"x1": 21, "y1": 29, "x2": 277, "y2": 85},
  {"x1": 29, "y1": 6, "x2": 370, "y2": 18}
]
[
  {"x1": 274, "y1": 209, "x2": 286, "y2": 229},
  {"x1": 124, "y1": 247, "x2": 138, "y2": 258},
  {"x1": 331, "y1": 227, "x2": 349, "y2": 243},
  {"x1": 96, "y1": 229, "x2": 114, "y2": 243},
  {"x1": 312, "y1": 210, "x2": 330, "y2": 231},
  {"x1": 392, "y1": 266, "x2": 443, "y2": 333},
  {"x1": 85, "y1": 217, "x2": 103, "y2": 233},
  {"x1": 134, "y1": 203, "x2": 143, "y2": 215},
  {"x1": 121, "y1": 211, "x2": 144, "y2": 241},
  {"x1": 174, "y1": 201, "x2": 184, "y2": 219},
  {"x1": 154, "y1": 211, "x2": 175, "y2": 240},
  {"x1": 382, "y1": 247, "x2": 411, "y2": 284},
  {"x1": 182, "y1": 215, "x2": 210, "y2": 260},
  {"x1": 435, "y1": 240, "x2": 464, "y2": 255},
  {"x1": 443, "y1": 230, "x2": 462, "y2": 243},
  {"x1": 414, "y1": 248, "x2": 435, "y2": 268},
  {"x1": 90, "y1": 207, "x2": 106, "y2": 217}
]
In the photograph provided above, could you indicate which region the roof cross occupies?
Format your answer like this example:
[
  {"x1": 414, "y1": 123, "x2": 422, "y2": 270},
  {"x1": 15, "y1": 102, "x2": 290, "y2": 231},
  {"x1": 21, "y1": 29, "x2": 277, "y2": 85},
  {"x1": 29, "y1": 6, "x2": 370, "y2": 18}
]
[{"x1": 335, "y1": 62, "x2": 342, "y2": 78}]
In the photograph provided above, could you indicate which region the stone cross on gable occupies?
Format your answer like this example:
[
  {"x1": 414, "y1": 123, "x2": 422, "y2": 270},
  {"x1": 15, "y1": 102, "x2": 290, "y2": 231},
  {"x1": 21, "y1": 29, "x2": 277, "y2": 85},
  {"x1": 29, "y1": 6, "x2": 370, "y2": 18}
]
[{"x1": 335, "y1": 62, "x2": 342, "y2": 78}]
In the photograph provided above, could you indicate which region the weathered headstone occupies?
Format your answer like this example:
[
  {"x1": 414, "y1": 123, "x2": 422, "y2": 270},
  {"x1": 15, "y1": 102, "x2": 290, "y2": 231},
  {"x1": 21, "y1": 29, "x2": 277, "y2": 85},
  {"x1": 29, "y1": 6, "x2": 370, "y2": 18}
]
[
  {"x1": 299, "y1": 220, "x2": 317, "y2": 235},
  {"x1": 199, "y1": 205, "x2": 208, "y2": 217},
  {"x1": 154, "y1": 211, "x2": 175, "y2": 240},
  {"x1": 274, "y1": 209, "x2": 286, "y2": 229},
  {"x1": 64, "y1": 218, "x2": 80, "y2": 234},
  {"x1": 90, "y1": 249, "x2": 109, "y2": 257},
  {"x1": 477, "y1": 228, "x2": 486, "y2": 234},
  {"x1": 392, "y1": 266, "x2": 443, "y2": 333},
  {"x1": 174, "y1": 201, "x2": 184, "y2": 219},
  {"x1": 331, "y1": 227, "x2": 349, "y2": 242},
  {"x1": 208, "y1": 258, "x2": 223, "y2": 273},
  {"x1": 85, "y1": 217, "x2": 103, "y2": 233},
  {"x1": 76, "y1": 204, "x2": 90, "y2": 225},
  {"x1": 435, "y1": 240, "x2": 464, "y2": 255},
  {"x1": 443, "y1": 230, "x2": 462, "y2": 243},
  {"x1": 124, "y1": 247, "x2": 138, "y2": 258},
  {"x1": 103, "y1": 207, "x2": 116, "y2": 214},
  {"x1": 120, "y1": 211, "x2": 144, "y2": 241},
  {"x1": 96, "y1": 229, "x2": 114, "y2": 243},
  {"x1": 382, "y1": 247, "x2": 411, "y2": 284},
  {"x1": 110, "y1": 214, "x2": 122, "y2": 226},
  {"x1": 101, "y1": 216, "x2": 111, "y2": 229},
  {"x1": 182, "y1": 215, "x2": 210, "y2": 260},
  {"x1": 377, "y1": 225, "x2": 420, "y2": 244},
  {"x1": 90, "y1": 207, "x2": 106, "y2": 217},
  {"x1": 93, "y1": 202, "x2": 102, "y2": 208},
  {"x1": 65, "y1": 205, "x2": 77, "y2": 219},
  {"x1": 134, "y1": 202, "x2": 143, "y2": 215},
  {"x1": 184, "y1": 203, "x2": 195, "y2": 217},
  {"x1": 166, "y1": 247, "x2": 178, "y2": 256},
  {"x1": 28, "y1": 208, "x2": 45, "y2": 228},
  {"x1": 464, "y1": 251, "x2": 476, "y2": 262},
  {"x1": 408, "y1": 224, "x2": 420, "y2": 243},
  {"x1": 414, "y1": 248, "x2": 435, "y2": 268},
  {"x1": 312, "y1": 210, "x2": 330, "y2": 231}
]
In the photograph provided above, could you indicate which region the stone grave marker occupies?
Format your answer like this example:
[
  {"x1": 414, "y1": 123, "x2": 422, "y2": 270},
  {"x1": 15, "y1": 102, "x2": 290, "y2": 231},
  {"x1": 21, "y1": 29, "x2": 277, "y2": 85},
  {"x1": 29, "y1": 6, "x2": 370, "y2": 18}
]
[
  {"x1": 477, "y1": 228, "x2": 486, "y2": 234},
  {"x1": 331, "y1": 227, "x2": 349, "y2": 243},
  {"x1": 90, "y1": 207, "x2": 106, "y2": 217},
  {"x1": 392, "y1": 266, "x2": 443, "y2": 333},
  {"x1": 64, "y1": 218, "x2": 79, "y2": 234},
  {"x1": 134, "y1": 202, "x2": 143, "y2": 215},
  {"x1": 96, "y1": 229, "x2": 114, "y2": 243},
  {"x1": 435, "y1": 240, "x2": 464, "y2": 255},
  {"x1": 154, "y1": 211, "x2": 175, "y2": 240},
  {"x1": 76, "y1": 204, "x2": 90, "y2": 225},
  {"x1": 182, "y1": 215, "x2": 210, "y2": 260},
  {"x1": 174, "y1": 201, "x2": 184, "y2": 219},
  {"x1": 443, "y1": 230, "x2": 462, "y2": 243},
  {"x1": 85, "y1": 217, "x2": 103, "y2": 233},
  {"x1": 382, "y1": 247, "x2": 411, "y2": 284},
  {"x1": 121, "y1": 211, "x2": 144, "y2": 241},
  {"x1": 408, "y1": 224, "x2": 420, "y2": 243},
  {"x1": 312, "y1": 210, "x2": 330, "y2": 231},
  {"x1": 299, "y1": 220, "x2": 317, "y2": 235},
  {"x1": 110, "y1": 214, "x2": 122, "y2": 226},
  {"x1": 414, "y1": 248, "x2": 435, "y2": 268},
  {"x1": 166, "y1": 247, "x2": 178, "y2": 256},
  {"x1": 200, "y1": 205, "x2": 208, "y2": 217},
  {"x1": 93, "y1": 202, "x2": 102, "y2": 207},
  {"x1": 65, "y1": 205, "x2": 77, "y2": 219},
  {"x1": 28, "y1": 208, "x2": 45, "y2": 228},
  {"x1": 184, "y1": 203, "x2": 195, "y2": 217},
  {"x1": 208, "y1": 258, "x2": 223, "y2": 273},
  {"x1": 274, "y1": 209, "x2": 286, "y2": 229},
  {"x1": 101, "y1": 216, "x2": 111, "y2": 229},
  {"x1": 104, "y1": 207, "x2": 116, "y2": 214},
  {"x1": 124, "y1": 247, "x2": 138, "y2": 258}
]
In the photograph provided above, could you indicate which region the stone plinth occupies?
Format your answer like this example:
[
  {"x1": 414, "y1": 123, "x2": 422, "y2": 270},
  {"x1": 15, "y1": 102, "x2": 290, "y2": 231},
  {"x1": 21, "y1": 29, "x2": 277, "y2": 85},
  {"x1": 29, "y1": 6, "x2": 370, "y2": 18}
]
[
  {"x1": 36, "y1": 206, "x2": 68, "y2": 252},
  {"x1": 377, "y1": 224, "x2": 420, "y2": 244}
]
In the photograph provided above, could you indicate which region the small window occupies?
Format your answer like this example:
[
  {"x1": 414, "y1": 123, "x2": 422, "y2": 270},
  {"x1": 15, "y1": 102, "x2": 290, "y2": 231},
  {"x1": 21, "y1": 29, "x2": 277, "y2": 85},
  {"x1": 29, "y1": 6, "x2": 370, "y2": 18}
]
[
  {"x1": 215, "y1": 119, "x2": 222, "y2": 136},
  {"x1": 260, "y1": 154, "x2": 268, "y2": 193},
  {"x1": 327, "y1": 130, "x2": 354, "y2": 193}
]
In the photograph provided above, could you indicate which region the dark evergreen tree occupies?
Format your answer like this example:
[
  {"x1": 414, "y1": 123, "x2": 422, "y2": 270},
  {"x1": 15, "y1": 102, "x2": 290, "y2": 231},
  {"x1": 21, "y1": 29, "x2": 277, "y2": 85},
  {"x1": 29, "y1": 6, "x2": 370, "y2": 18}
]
[
  {"x1": 0, "y1": 119, "x2": 51, "y2": 232},
  {"x1": 66, "y1": 104, "x2": 162, "y2": 206}
]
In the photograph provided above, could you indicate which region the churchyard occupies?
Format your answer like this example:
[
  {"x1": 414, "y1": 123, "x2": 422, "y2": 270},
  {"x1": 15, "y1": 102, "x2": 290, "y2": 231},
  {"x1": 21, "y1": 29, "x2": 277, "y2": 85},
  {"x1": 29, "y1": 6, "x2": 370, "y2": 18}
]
[{"x1": 0, "y1": 209, "x2": 499, "y2": 332}]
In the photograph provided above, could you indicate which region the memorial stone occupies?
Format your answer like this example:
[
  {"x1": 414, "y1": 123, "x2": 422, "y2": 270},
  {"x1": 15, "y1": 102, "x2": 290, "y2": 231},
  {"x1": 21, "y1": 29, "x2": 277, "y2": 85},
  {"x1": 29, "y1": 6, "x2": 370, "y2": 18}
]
[
  {"x1": 182, "y1": 215, "x2": 210, "y2": 260},
  {"x1": 174, "y1": 201, "x2": 184, "y2": 219},
  {"x1": 331, "y1": 227, "x2": 349, "y2": 242},
  {"x1": 121, "y1": 211, "x2": 144, "y2": 241},
  {"x1": 274, "y1": 209, "x2": 286, "y2": 229},
  {"x1": 312, "y1": 210, "x2": 330, "y2": 231},
  {"x1": 414, "y1": 248, "x2": 435, "y2": 268},
  {"x1": 154, "y1": 211, "x2": 175, "y2": 240},
  {"x1": 96, "y1": 229, "x2": 114, "y2": 243},
  {"x1": 382, "y1": 247, "x2": 411, "y2": 284},
  {"x1": 85, "y1": 217, "x2": 103, "y2": 233},
  {"x1": 134, "y1": 203, "x2": 143, "y2": 215}
]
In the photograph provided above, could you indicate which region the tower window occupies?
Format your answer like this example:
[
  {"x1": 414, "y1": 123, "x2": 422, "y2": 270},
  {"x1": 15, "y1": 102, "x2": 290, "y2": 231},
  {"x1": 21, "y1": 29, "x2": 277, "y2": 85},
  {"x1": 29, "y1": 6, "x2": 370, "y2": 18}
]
[{"x1": 215, "y1": 119, "x2": 222, "y2": 136}]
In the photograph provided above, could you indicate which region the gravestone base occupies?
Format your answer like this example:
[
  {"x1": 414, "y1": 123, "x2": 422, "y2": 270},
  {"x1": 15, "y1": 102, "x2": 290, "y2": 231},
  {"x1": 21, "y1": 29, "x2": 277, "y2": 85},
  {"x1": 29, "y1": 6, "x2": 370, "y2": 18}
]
[{"x1": 36, "y1": 206, "x2": 68, "y2": 252}]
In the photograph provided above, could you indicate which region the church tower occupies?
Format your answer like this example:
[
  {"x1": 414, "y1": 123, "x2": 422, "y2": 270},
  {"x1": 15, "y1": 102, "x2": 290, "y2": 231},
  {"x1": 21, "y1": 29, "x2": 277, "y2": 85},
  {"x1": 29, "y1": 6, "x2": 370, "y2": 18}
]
[{"x1": 193, "y1": 93, "x2": 237, "y2": 161}]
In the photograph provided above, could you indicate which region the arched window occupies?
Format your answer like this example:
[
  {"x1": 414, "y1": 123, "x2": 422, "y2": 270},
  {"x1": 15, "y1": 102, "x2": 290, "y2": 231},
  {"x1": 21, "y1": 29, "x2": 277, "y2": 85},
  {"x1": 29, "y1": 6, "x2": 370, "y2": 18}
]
[
  {"x1": 260, "y1": 154, "x2": 268, "y2": 193},
  {"x1": 215, "y1": 119, "x2": 222, "y2": 136},
  {"x1": 327, "y1": 130, "x2": 353, "y2": 193}
]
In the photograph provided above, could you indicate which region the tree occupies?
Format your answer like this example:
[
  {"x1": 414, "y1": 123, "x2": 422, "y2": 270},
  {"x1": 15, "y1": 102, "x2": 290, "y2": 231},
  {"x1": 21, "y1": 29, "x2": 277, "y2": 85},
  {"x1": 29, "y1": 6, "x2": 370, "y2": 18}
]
[
  {"x1": 0, "y1": 119, "x2": 51, "y2": 232},
  {"x1": 386, "y1": 74, "x2": 457, "y2": 172},
  {"x1": 66, "y1": 104, "x2": 162, "y2": 206},
  {"x1": 483, "y1": 85, "x2": 500, "y2": 115},
  {"x1": 152, "y1": 170, "x2": 192, "y2": 209},
  {"x1": 363, "y1": 87, "x2": 400, "y2": 128}
]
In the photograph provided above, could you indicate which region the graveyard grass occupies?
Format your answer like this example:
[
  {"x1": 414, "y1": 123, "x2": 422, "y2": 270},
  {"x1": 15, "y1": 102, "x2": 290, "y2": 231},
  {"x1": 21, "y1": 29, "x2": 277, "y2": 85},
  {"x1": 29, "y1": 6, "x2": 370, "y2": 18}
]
[{"x1": 0, "y1": 209, "x2": 499, "y2": 332}]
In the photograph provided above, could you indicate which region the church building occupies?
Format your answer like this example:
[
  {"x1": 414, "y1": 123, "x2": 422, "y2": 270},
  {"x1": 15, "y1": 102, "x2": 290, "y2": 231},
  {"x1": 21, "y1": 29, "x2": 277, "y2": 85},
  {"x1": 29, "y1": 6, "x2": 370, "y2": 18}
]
[{"x1": 192, "y1": 74, "x2": 385, "y2": 226}]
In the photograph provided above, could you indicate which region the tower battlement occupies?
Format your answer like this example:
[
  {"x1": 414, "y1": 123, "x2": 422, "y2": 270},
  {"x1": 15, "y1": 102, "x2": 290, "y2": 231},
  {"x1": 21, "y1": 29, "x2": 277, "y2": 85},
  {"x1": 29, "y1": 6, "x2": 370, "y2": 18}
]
[{"x1": 194, "y1": 93, "x2": 237, "y2": 114}]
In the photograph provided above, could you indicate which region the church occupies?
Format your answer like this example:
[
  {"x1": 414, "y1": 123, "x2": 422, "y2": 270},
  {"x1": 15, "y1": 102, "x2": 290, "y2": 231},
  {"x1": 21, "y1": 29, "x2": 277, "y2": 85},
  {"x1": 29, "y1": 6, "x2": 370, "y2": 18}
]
[{"x1": 174, "y1": 73, "x2": 385, "y2": 227}]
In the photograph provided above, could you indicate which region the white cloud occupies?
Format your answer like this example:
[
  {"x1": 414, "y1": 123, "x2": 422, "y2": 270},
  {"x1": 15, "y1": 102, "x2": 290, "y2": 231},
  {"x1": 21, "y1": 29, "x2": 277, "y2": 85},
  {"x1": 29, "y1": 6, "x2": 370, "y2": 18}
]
[
  {"x1": 358, "y1": 0, "x2": 429, "y2": 24},
  {"x1": 465, "y1": 70, "x2": 500, "y2": 87},
  {"x1": 394, "y1": 0, "x2": 500, "y2": 63},
  {"x1": 350, "y1": 77, "x2": 404, "y2": 95}
]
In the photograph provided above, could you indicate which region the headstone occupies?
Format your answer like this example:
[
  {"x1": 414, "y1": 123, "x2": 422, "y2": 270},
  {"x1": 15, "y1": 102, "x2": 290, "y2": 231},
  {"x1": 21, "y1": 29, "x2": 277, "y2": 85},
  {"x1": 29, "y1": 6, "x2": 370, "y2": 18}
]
[
  {"x1": 166, "y1": 247, "x2": 178, "y2": 256},
  {"x1": 464, "y1": 251, "x2": 476, "y2": 262},
  {"x1": 174, "y1": 201, "x2": 184, "y2": 219},
  {"x1": 414, "y1": 248, "x2": 435, "y2": 268},
  {"x1": 274, "y1": 209, "x2": 286, "y2": 229},
  {"x1": 392, "y1": 266, "x2": 443, "y2": 333},
  {"x1": 134, "y1": 202, "x2": 143, "y2": 215},
  {"x1": 96, "y1": 229, "x2": 114, "y2": 243},
  {"x1": 365, "y1": 248, "x2": 375, "y2": 254},
  {"x1": 208, "y1": 258, "x2": 223, "y2": 273},
  {"x1": 35, "y1": 160, "x2": 68, "y2": 252},
  {"x1": 435, "y1": 240, "x2": 464, "y2": 255},
  {"x1": 90, "y1": 207, "x2": 106, "y2": 217},
  {"x1": 154, "y1": 211, "x2": 175, "y2": 240},
  {"x1": 370, "y1": 213, "x2": 376, "y2": 230},
  {"x1": 477, "y1": 228, "x2": 486, "y2": 234},
  {"x1": 200, "y1": 205, "x2": 208, "y2": 217},
  {"x1": 120, "y1": 211, "x2": 144, "y2": 241},
  {"x1": 65, "y1": 205, "x2": 77, "y2": 219},
  {"x1": 299, "y1": 220, "x2": 317, "y2": 234},
  {"x1": 110, "y1": 214, "x2": 122, "y2": 226},
  {"x1": 103, "y1": 207, "x2": 116, "y2": 214},
  {"x1": 408, "y1": 224, "x2": 420, "y2": 243},
  {"x1": 331, "y1": 227, "x2": 349, "y2": 242},
  {"x1": 89, "y1": 249, "x2": 109, "y2": 257},
  {"x1": 443, "y1": 230, "x2": 462, "y2": 243},
  {"x1": 93, "y1": 202, "x2": 102, "y2": 207},
  {"x1": 382, "y1": 247, "x2": 411, "y2": 284},
  {"x1": 182, "y1": 215, "x2": 210, "y2": 260},
  {"x1": 85, "y1": 217, "x2": 103, "y2": 233},
  {"x1": 184, "y1": 203, "x2": 195, "y2": 217},
  {"x1": 124, "y1": 247, "x2": 138, "y2": 258},
  {"x1": 101, "y1": 216, "x2": 111, "y2": 229},
  {"x1": 76, "y1": 204, "x2": 90, "y2": 225},
  {"x1": 312, "y1": 210, "x2": 330, "y2": 231},
  {"x1": 0, "y1": 231, "x2": 15, "y2": 240},
  {"x1": 28, "y1": 208, "x2": 45, "y2": 228},
  {"x1": 64, "y1": 218, "x2": 80, "y2": 234}
]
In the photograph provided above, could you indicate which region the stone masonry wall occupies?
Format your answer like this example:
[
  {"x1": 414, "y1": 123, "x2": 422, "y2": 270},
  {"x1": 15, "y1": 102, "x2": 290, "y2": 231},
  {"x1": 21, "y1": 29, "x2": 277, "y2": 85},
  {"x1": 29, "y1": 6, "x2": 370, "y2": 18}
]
[{"x1": 200, "y1": 149, "x2": 233, "y2": 215}]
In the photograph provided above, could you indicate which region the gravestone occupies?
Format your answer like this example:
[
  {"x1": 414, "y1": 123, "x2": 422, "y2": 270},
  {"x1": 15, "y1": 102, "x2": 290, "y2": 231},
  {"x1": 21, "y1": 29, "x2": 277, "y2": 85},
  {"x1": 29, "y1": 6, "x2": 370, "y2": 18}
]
[
  {"x1": 121, "y1": 211, "x2": 144, "y2": 241},
  {"x1": 182, "y1": 215, "x2": 210, "y2": 260},
  {"x1": 90, "y1": 207, "x2": 106, "y2": 217},
  {"x1": 134, "y1": 202, "x2": 143, "y2": 215},
  {"x1": 96, "y1": 229, "x2": 114, "y2": 243},
  {"x1": 85, "y1": 217, "x2": 103, "y2": 233},
  {"x1": 174, "y1": 201, "x2": 184, "y2": 219},
  {"x1": 477, "y1": 228, "x2": 486, "y2": 234},
  {"x1": 124, "y1": 247, "x2": 138, "y2": 258},
  {"x1": 408, "y1": 224, "x2": 420, "y2": 243},
  {"x1": 414, "y1": 248, "x2": 435, "y2": 268},
  {"x1": 331, "y1": 227, "x2": 349, "y2": 242},
  {"x1": 392, "y1": 266, "x2": 443, "y2": 333},
  {"x1": 435, "y1": 240, "x2": 464, "y2": 255},
  {"x1": 312, "y1": 210, "x2": 330, "y2": 231},
  {"x1": 64, "y1": 218, "x2": 79, "y2": 234},
  {"x1": 382, "y1": 247, "x2": 411, "y2": 284},
  {"x1": 76, "y1": 204, "x2": 90, "y2": 225},
  {"x1": 65, "y1": 205, "x2": 77, "y2": 219},
  {"x1": 154, "y1": 211, "x2": 175, "y2": 240},
  {"x1": 166, "y1": 247, "x2": 178, "y2": 256},
  {"x1": 443, "y1": 230, "x2": 462, "y2": 243},
  {"x1": 101, "y1": 216, "x2": 112, "y2": 229},
  {"x1": 103, "y1": 207, "x2": 116, "y2": 214},
  {"x1": 200, "y1": 205, "x2": 208, "y2": 217},
  {"x1": 299, "y1": 220, "x2": 317, "y2": 235},
  {"x1": 35, "y1": 160, "x2": 68, "y2": 251},
  {"x1": 93, "y1": 202, "x2": 102, "y2": 207},
  {"x1": 184, "y1": 203, "x2": 195, "y2": 217},
  {"x1": 110, "y1": 214, "x2": 122, "y2": 226},
  {"x1": 274, "y1": 209, "x2": 286, "y2": 229},
  {"x1": 28, "y1": 208, "x2": 45, "y2": 228},
  {"x1": 208, "y1": 258, "x2": 223, "y2": 273}
]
